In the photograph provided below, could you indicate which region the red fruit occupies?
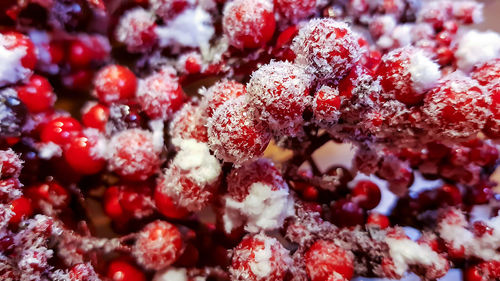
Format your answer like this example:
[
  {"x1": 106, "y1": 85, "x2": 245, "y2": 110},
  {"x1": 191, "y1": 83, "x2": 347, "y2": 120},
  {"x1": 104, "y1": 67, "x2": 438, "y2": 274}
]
[
  {"x1": 207, "y1": 96, "x2": 271, "y2": 164},
  {"x1": 302, "y1": 185, "x2": 318, "y2": 201},
  {"x1": 203, "y1": 80, "x2": 246, "y2": 117},
  {"x1": 437, "y1": 184, "x2": 462, "y2": 206},
  {"x1": 483, "y1": 87, "x2": 500, "y2": 139},
  {"x1": 469, "y1": 141, "x2": 498, "y2": 166},
  {"x1": 274, "y1": 0, "x2": 316, "y2": 23},
  {"x1": 471, "y1": 59, "x2": 500, "y2": 87},
  {"x1": 313, "y1": 85, "x2": 341, "y2": 125},
  {"x1": 465, "y1": 261, "x2": 500, "y2": 281},
  {"x1": 115, "y1": 7, "x2": 157, "y2": 53},
  {"x1": 69, "y1": 263, "x2": 100, "y2": 281},
  {"x1": 68, "y1": 40, "x2": 94, "y2": 68},
  {"x1": 9, "y1": 196, "x2": 33, "y2": 224},
  {"x1": 169, "y1": 102, "x2": 209, "y2": 143},
  {"x1": 0, "y1": 149, "x2": 22, "y2": 179},
  {"x1": 453, "y1": 1, "x2": 483, "y2": 24},
  {"x1": 16, "y1": 75, "x2": 56, "y2": 113},
  {"x1": 107, "y1": 129, "x2": 161, "y2": 181},
  {"x1": 82, "y1": 103, "x2": 109, "y2": 131},
  {"x1": 435, "y1": 46, "x2": 454, "y2": 66},
  {"x1": 136, "y1": 67, "x2": 185, "y2": 120},
  {"x1": 230, "y1": 233, "x2": 290, "y2": 281},
  {"x1": 304, "y1": 240, "x2": 354, "y2": 281},
  {"x1": 291, "y1": 18, "x2": 362, "y2": 80},
  {"x1": 377, "y1": 46, "x2": 440, "y2": 105},
  {"x1": 25, "y1": 182, "x2": 70, "y2": 211},
  {"x1": 2, "y1": 31, "x2": 37, "y2": 70},
  {"x1": 93, "y1": 65, "x2": 137, "y2": 104},
  {"x1": 352, "y1": 180, "x2": 381, "y2": 210},
  {"x1": 41, "y1": 117, "x2": 82, "y2": 146},
  {"x1": 103, "y1": 186, "x2": 127, "y2": 220},
  {"x1": 366, "y1": 212, "x2": 390, "y2": 229},
  {"x1": 222, "y1": 0, "x2": 276, "y2": 49},
  {"x1": 48, "y1": 41, "x2": 65, "y2": 65},
  {"x1": 62, "y1": 69, "x2": 95, "y2": 91},
  {"x1": 154, "y1": 188, "x2": 190, "y2": 219},
  {"x1": 331, "y1": 199, "x2": 365, "y2": 227},
  {"x1": 64, "y1": 134, "x2": 105, "y2": 175},
  {"x1": 247, "y1": 61, "x2": 312, "y2": 136},
  {"x1": 106, "y1": 260, "x2": 146, "y2": 281},
  {"x1": 132, "y1": 220, "x2": 183, "y2": 270}
]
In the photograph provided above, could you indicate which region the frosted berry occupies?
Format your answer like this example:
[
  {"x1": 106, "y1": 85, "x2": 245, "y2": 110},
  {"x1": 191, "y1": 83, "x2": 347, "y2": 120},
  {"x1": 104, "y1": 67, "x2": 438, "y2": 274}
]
[
  {"x1": 304, "y1": 240, "x2": 354, "y2": 281},
  {"x1": 69, "y1": 263, "x2": 101, "y2": 281},
  {"x1": 25, "y1": 182, "x2": 70, "y2": 212},
  {"x1": 64, "y1": 132, "x2": 105, "y2": 175},
  {"x1": 132, "y1": 220, "x2": 183, "y2": 270},
  {"x1": 154, "y1": 188, "x2": 190, "y2": 219},
  {"x1": 247, "y1": 61, "x2": 312, "y2": 136},
  {"x1": 169, "y1": 102, "x2": 209, "y2": 143},
  {"x1": 136, "y1": 67, "x2": 185, "y2": 120},
  {"x1": 377, "y1": 46, "x2": 440, "y2": 105},
  {"x1": 471, "y1": 59, "x2": 500, "y2": 87},
  {"x1": 0, "y1": 32, "x2": 36, "y2": 86},
  {"x1": 151, "y1": 0, "x2": 193, "y2": 21},
  {"x1": 222, "y1": 0, "x2": 276, "y2": 49},
  {"x1": 107, "y1": 129, "x2": 161, "y2": 181},
  {"x1": 207, "y1": 96, "x2": 271, "y2": 164},
  {"x1": 291, "y1": 19, "x2": 362, "y2": 80},
  {"x1": 93, "y1": 65, "x2": 137, "y2": 104},
  {"x1": 366, "y1": 212, "x2": 390, "y2": 229},
  {"x1": 16, "y1": 74, "x2": 56, "y2": 113},
  {"x1": 351, "y1": 180, "x2": 381, "y2": 210},
  {"x1": 202, "y1": 80, "x2": 246, "y2": 117},
  {"x1": 312, "y1": 85, "x2": 341, "y2": 125},
  {"x1": 0, "y1": 149, "x2": 22, "y2": 179},
  {"x1": 81, "y1": 103, "x2": 109, "y2": 131},
  {"x1": 274, "y1": 0, "x2": 316, "y2": 23},
  {"x1": 9, "y1": 196, "x2": 33, "y2": 224},
  {"x1": 41, "y1": 117, "x2": 82, "y2": 146},
  {"x1": 2, "y1": 31, "x2": 37, "y2": 70},
  {"x1": 115, "y1": 7, "x2": 157, "y2": 53},
  {"x1": 106, "y1": 260, "x2": 146, "y2": 281},
  {"x1": 229, "y1": 233, "x2": 290, "y2": 281}
]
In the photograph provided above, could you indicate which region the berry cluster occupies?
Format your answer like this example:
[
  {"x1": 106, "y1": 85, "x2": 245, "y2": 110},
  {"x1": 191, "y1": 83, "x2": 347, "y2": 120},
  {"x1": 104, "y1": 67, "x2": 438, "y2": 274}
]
[{"x1": 0, "y1": 0, "x2": 500, "y2": 281}]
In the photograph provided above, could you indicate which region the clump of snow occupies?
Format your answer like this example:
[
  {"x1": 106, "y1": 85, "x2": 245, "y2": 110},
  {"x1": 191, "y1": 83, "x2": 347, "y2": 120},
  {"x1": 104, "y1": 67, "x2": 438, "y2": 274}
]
[
  {"x1": 0, "y1": 34, "x2": 30, "y2": 87},
  {"x1": 115, "y1": 7, "x2": 156, "y2": 52},
  {"x1": 37, "y1": 142, "x2": 63, "y2": 160},
  {"x1": 153, "y1": 267, "x2": 188, "y2": 281},
  {"x1": 455, "y1": 30, "x2": 500, "y2": 72},
  {"x1": 408, "y1": 50, "x2": 440, "y2": 94}
]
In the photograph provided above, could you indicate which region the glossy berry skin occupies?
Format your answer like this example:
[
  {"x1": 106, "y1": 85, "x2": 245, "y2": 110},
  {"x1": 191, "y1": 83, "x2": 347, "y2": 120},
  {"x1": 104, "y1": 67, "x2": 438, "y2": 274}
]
[
  {"x1": 352, "y1": 180, "x2": 381, "y2": 210},
  {"x1": 9, "y1": 196, "x2": 33, "y2": 224},
  {"x1": 132, "y1": 220, "x2": 183, "y2": 270},
  {"x1": 304, "y1": 240, "x2": 354, "y2": 281},
  {"x1": 68, "y1": 40, "x2": 94, "y2": 69},
  {"x1": 16, "y1": 75, "x2": 56, "y2": 113},
  {"x1": 64, "y1": 135, "x2": 105, "y2": 175},
  {"x1": 154, "y1": 188, "x2": 190, "y2": 219},
  {"x1": 81, "y1": 103, "x2": 109, "y2": 131},
  {"x1": 93, "y1": 65, "x2": 137, "y2": 104},
  {"x1": 103, "y1": 186, "x2": 128, "y2": 221},
  {"x1": 330, "y1": 199, "x2": 365, "y2": 228},
  {"x1": 366, "y1": 212, "x2": 390, "y2": 229},
  {"x1": 25, "y1": 182, "x2": 70, "y2": 211},
  {"x1": 106, "y1": 260, "x2": 146, "y2": 281},
  {"x1": 222, "y1": 0, "x2": 276, "y2": 49},
  {"x1": 41, "y1": 117, "x2": 82, "y2": 146}
]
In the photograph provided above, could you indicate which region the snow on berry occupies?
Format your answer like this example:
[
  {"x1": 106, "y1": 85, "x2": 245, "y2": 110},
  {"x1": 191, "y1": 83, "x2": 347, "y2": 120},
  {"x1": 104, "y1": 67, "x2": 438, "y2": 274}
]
[
  {"x1": 0, "y1": 32, "x2": 36, "y2": 87},
  {"x1": 136, "y1": 66, "x2": 185, "y2": 120},
  {"x1": 452, "y1": 1, "x2": 484, "y2": 24},
  {"x1": 201, "y1": 80, "x2": 246, "y2": 117},
  {"x1": 291, "y1": 18, "x2": 362, "y2": 81},
  {"x1": 455, "y1": 30, "x2": 500, "y2": 72},
  {"x1": 222, "y1": 158, "x2": 294, "y2": 233},
  {"x1": 312, "y1": 85, "x2": 341, "y2": 126},
  {"x1": 150, "y1": 0, "x2": 194, "y2": 21},
  {"x1": 169, "y1": 101, "x2": 209, "y2": 143},
  {"x1": 92, "y1": 65, "x2": 137, "y2": 105},
  {"x1": 132, "y1": 220, "x2": 183, "y2": 270},
  {"x1": 106, "y1": 128, "x2": 161, "y2": 181},
  {"x1": 16, "y1": 74, "x2": 56, "y2": 113},
  {"x1": 416, "y1": 0, "x2": 453, "y2": 30},
  {"x1": 274, "y1": 0, "x2": 317, "y2": 23},
  {"x1": 229, "y1": 233, "x2": 291, "y2": 281},
  {"x1": 422, "y1": 72, "x2": 490, "y2": 139},
  {"x1": 377, "y1": 46, "x2": 441, "y2": 106},
  {"x1": 304, "y1": 240, "x2": 354, "y2": 281},
  {"x1": 222, "y1": 0, "x2": 276, "y2": 49},
  {"x1": 115, "y1": 7, "x2": 157, "y2": 53},
  {"x1": 0, "y1": 149, "x2": 22, "y2": 179},
  {"x1": 471, "y1": 58, "x2": 500, "y2": 88},
  {"x1": 207, "y1": 95, "x2": 271, "y2": 165},
  {"x1": 157, "y1": 139, "x2": 221, "y2": 212},
  {"x1": 247, "y1": 61, "x2": 312, "y2": 136}
]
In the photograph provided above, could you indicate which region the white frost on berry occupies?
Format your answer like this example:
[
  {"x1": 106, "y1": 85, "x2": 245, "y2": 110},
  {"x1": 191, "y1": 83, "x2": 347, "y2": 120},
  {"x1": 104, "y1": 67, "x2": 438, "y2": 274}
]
[
  {"x1": 408, "y1": 50, "x2": 440, "y2": 94},
  {"x1": 156, "y1": 6, "x2": 214, "y2": 48},
  {"x1": 0, "y1": 34, "x2": 30, "y2": 87},
  {"x1": 455, "y1": 30, "x2": 500, "y2": 72},
  {"x1": 172, "y1": 139, "x2": 221, "y2": 186},
  {"x1": 153, "y1": 267, "x2": 188, "y2": 281},
  {"x1": 37, "y1": 142, "x2": 63, "y2": 160},
  {"x1": 223, "y1": 182, "x2": 294, "y2": 233},
  {"x1": 115, "y1": 7, "x2": 156, "y2": 52}
]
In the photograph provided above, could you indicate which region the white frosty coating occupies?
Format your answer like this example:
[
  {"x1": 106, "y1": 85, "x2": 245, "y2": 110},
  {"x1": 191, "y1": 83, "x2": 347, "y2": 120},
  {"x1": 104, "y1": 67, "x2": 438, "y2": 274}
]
[
  {"x1": 292, "y1": 18, "x2": 361, "y2": 80},
  {"x1": 156, "y1": 6, "x2": 214, "y2": 48},
  {"x1": 0, "y1": 149, "x2": 22, "y2": 178},
  {"x1": 115, "y1": 7, "x2": 156, "y2": 52},
  {"x1": 452, "y1": 1, "x2": 484, "y2": 24},
  {"x1": 222, "y1": 0, "x2": 274, "y2": 49},
  {"x1": 173, "y1": 139, "x2": 221, "y2": 185},
  {"x1": 28, "y1": 30, "x2": 59, "y2": 75},
  {"x1": 370, "y1": 15, "x2": 397, "y2": 39},
  {"x1": 37, "y1": 142, "x2": 62, "y2": 160},
  {"x1": 0, "y1": 34, "x2": 30, "y2": 87},
  {"x1": 82, "y1": 128, "x2": 108, "y2": 159},
  {"x1": 149, "y1": 119, "x2": 165, "y2": 152},
  {"x1": 247, "y1": 61, "x2": 312, "y2": 136},
  {"x1": 150, "y1": 0, "x2": 196, "y2": 20},
  {"x1": 312, "y1": 85, "x2": 341, "y2": 126},
  {"x1": 169, "y1": 101, "x2": 208, "y2": 143},
  {"x1": 408, "y1": 50, "x2": 440, "y2": 94},
  {"x1": 223, "y1": 182, "x2": 294, "y2": 233},
  {"x1": 153, "y1": 268, "x2": 188, "y2": 281},
  {"x1": 386, "y1": 237, "x2": 446, "y2": 276},
  {"x1": 455, "y1": 30, "x2": 500, "y2": 72},
  {"x1": 250, "y1": 235, "x2": 274, "y2": 278}
]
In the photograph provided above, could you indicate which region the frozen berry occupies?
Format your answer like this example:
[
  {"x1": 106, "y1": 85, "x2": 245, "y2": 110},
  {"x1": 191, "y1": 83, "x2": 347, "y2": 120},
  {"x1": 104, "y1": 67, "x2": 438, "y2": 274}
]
[
  {"x1": 64, "y1": 130, "x2": 105, "y2": 175},
  {"x1": 330, "y1": 198, "x2": 365, "y2": 227},
  {"x1": 41, "y1": 117, "x2": 82, "y2": 146},
  {"x1": 304, "y1": 240, "x2": 354, "y2": 281},
  {"x1": 169, "y1": 102, "x2": 209, "y2": 143},
  {"x1": 0, "y1": 149, "x2": 22, "y2": 179},
  {"x1": 202, "y1": 80, "x2": 246, "y2": 117},
  {"x1": 150, "y1": 0, "x2": 192, "y2": 21},
  {"x1": 471, "y1": 59, "x2": 500, "y2": 88},
  {"x1": 81, "y1": 103, "x2": 109, "y2": 131},
  {"x1": 154, "y1": 188, "x2": 190, "y2": 219},
  {"x1": 312, "y1": 85, "x2": 341, "y2": 125},
  {"x1": 93, "y1": 65, "x2": 137, "y2": 104},
  {"x1": 366, "y1": 212, "x2": 390, "y2": 229},
  {"x1": 106, "y1": 260, "x2": 146, "y2": 281},
  {"x1": 115, "y1": 7, "x2": 157, "y2": 53},
  {"x1": 0, "y1": 32, "x2": 36, "y2": 86},
  {"x1": 16, "y1": 74, "x2": 56, "y2": 113},
  {"x1": 25, "y1": 182, "x2": 70, "y2": 212},
  {"x1": 274, "y1": 0, "x2": 316, "y2": 23},
  {"x1": 351, "y1": 180, "x2": 381, "y2": 210}
]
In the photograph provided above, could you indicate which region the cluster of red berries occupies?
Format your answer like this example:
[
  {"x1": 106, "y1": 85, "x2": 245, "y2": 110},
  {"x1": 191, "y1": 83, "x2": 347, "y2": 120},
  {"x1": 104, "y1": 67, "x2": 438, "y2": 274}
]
[{"x1": 0, "y1": 0, "x2": 500, "y2": 281}]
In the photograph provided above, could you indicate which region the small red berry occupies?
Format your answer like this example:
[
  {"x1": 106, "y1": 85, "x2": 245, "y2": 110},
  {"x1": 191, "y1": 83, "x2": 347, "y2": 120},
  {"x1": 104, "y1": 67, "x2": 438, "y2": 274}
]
[
  {"x1": 93, "y1": 65, "x2": 137, "y2": 104},
  {"x1": 330, "y1": 198, "x2": 365, "y2": 227},
  {"x1": 16, "y1": 75, "x2": 56, "y2": 113},
  {"x1": 64, "y1": 134, "x2": 105, "y2": 175},
  {"x1": 41, "y1": 117, "x2": 82, "y2": 146},
  {"x1": 352, "y1": 180, "x2": 381, "y2": 210},
  {"x1": 2, "y1": 31, "x2": 37, "y2": 70},
  {"x1": 366, "y1": 212, "x2": 390, "y2": 229},
  {"x1": 154, "y1": 188, "x2": 190, "y2": 219},
  {"x1": 82, "y1": 103, "x2": 109, "y2": 131},
  {"x1": 25, "y1": 182, "x2": 70, "y2": 211},
  {"x1": 9, "y1": 196, "x2": 33, "y2": 224},
  {"x1": 106, "y1": 260, "x2": 146, "y2": 281},
  {"x1": 203, "y1": 80, "x2": 246, "y2": 117},
  {"x1": 68, "y1": 40, "x2": 94, "y2": 69},
  {"x1": 304, "y1": 240, "x2": 354, "y2": 281}
]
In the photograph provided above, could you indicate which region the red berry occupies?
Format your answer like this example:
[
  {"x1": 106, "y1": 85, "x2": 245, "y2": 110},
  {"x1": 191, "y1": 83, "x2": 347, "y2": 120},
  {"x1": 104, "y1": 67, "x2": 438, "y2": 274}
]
[
  {"x1": 9, "y1": 196, "x2": 33, "y2": 224},
  {"x1": 93, "y1": 65, "x2": 137, "y2": 104},
  {"x1": 68, "y1": 40, "x2": 94, "y2": 69},
  {"x1": 132, "y1": 220, "x2": 183, "y2": 270},
  {"x1": 313, "y1": 85, "x2": 341, "y2": 125},
  {"x1": 169, "y1": 102, "x2": 209, "y2": 143},
  {"x1": 469, "y1": 141, "x2": 498, "y2": 166},
  {"x1": 437, "y1": 184, "x2": 462, "y2": 206},
  {"x1": 25, "y1": 182, "x2": 70, "y2": 211},
  {"x1": 331, "y1": 198, "x2": 365, "y2": 227},
  {"x1": 2, "y1": 31, "x2": 37, "y2": 70},
  {"x1": 154, "y1": 188, "x2": 190, "y2": 219},
  {"x1": 115, "y1": 7, "x2": 157, "y2": 53},
  {"x1": 64, "y1": 133, "x2": 105, "y2": 175},
  {"x1": 366, "y1": 212, "x2": 390, "y2": 229},
  {"x1": 16, "y1": 75, "x2": 56, "y2": 113},
  {"x1": 137, "y1": 67, "x2": 185, "y2": 120},
  {"x1": 82, "y1": 103, "x2": 109, "y2": 131},
  {"x1": 291, "y1": 19, "x2": 362, "y2": 80},
  {"x1": 435, "y1": 46, "x2": 454, "y2": 66},
  {"x1": 0, "y1": 149, "x2": 22, "y2": 179},
  {"x1": 352, "y1": 180, "x2": 381, "y2": 210},
  {"x1": 471, "y1": 59, "x2": 500, "y2": 87},
  {"x1": 151, "y1": 0, "x2": 192, "y2": 21},
  {"x1": 62, "y1": 69, "x2": 95, "y2": 92},
  {"x1": 41, "y1": 117, "x2": 82, "y2": 146},
  {"x1": 229, "y1": 233, "x2": 290, "y2": 281},
  {"x1": 203, "y1": 80, "x2": 246, "y2": 117},
  {"x1": 222, "y1": 0, "x2": 276, "y2": 49},
  {"x1": 207, "y1": 96, "x2": 271, "y2": 164},
  {"x1": 274, "y1": 0, "x2": 316, "y2": 23},
  {"x1": 304, "y1": 240, "x2": 354, "y2": 281},
  {"x1": 69, "y1": 263, "x2": 100, "y2": 281},
  {"x1": 103, "y1": 186, "x2": 128, "y2": 221},
  {"x1": 106, "y1": 260, "x2": 146, "y2": 281}
]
